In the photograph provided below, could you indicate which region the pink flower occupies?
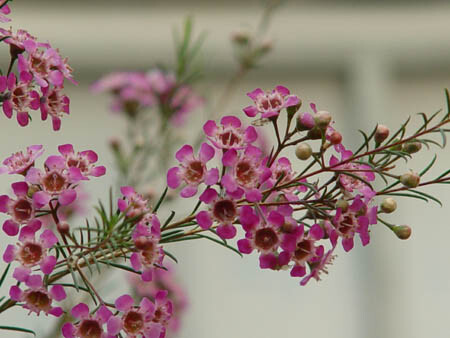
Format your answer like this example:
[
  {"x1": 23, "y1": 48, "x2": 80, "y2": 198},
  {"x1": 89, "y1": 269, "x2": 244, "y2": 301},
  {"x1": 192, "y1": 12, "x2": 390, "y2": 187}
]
[
  {"x1": 106, "y1": 294, "x2": 168, "y2": 338},
  {"x1": 0, "y1": 28, "x2": 43, "y2": 57},
  {"x1": 3, "y1": 221, "x2": 58, "y2": 274},
  {"x1": 300, "y1": 247, "x2": 336, "y2": 286},
  {"x1": 203, "y1": 115, "x2": 257, "y2": 151},
  {"x1": 0, "y1": 72, "x2": 40, "y2": 127},
  {"x1": 130, "y1": 217, "x2": 165, "y2": 282},
  {"x1": 0, "y1": 144, "x2": 43, "y2": 175},
  {"x1": 62, "y1": 303, "x2": 113, "y2": 338},
  {"x1": 221, "y1": 145, "x2": 271, "y2": 202},
  {"x1": 26, "y1": 155, "x2": 84, "y2": 208},
  {"x1": 0, "y1": 181, "x2": 35, "y2": 236},
  {"x1": 147, "y1": 69, "x2": 175, "y2": 94},
  {"x1": 243, "y1": 85, "x2": 300, "y2": 119},
  {"x1": 118, "y1": 186, "x2": 150, "y2": 218},
  {"x1": 326, "y1": 195, "x2": 378, "y2": 252},
  {"x1": 58, "y1": 144, "x2": 106, "y2": 179},
  {"x1": 196, "y1": 188, "x2": 240, "y2": 239},
  {"x1": 329, "y1": 148, "x2": 375, "y2": 198},
  {"x1": 40, "y1": 86, "x2": 70, "y2": 131},
  {"x1": 167, "y1": 143, "x2": 218, "y2": 198},
  {"x1": 0, "y1": 0, "x2": 11, "y2": 23},
  {"x1": 169, "y1": 86, "x2": 204, "y2": 126},
  {"x1": 9, "y1": 272, "x2": 66, "y2": 317}
]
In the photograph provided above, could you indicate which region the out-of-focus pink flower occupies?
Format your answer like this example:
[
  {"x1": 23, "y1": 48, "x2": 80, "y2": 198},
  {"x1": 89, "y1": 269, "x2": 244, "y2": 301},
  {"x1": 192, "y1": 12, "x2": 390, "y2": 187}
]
[
  {"x1": 40, "y1": 86, "x2": 70, "y2": 131},
  {"x1": 243, "y1": 85, "x2": 299, "y2": 119},
  {"x1": 118, "y1": 186, "x2": 150, "y2": 218}
]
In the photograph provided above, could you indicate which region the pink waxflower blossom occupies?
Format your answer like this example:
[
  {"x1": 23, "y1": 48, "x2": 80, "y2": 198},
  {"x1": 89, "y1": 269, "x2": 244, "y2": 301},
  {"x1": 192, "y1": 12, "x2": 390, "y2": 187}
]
[
  {"x1": 9, "y1": 272, "x2": 66, "y2": 317},
  {"x1": 300, "y1": 247, "x2": 336, "y2": 286},
  {"x1": 167, "y1": 143, "x2": 218, "y2": 198},
  {"x1": 0, "y1": 28, "x2": 45, "y2": 57},
  {"x1": 221, "y1": 145, "x2": 271, "y2": 202},
  {"x1": 106, "y1": 294, "x2": 169, "y2": 338},
  {"x1": 40, "y1": 85, "x2": 70, "y2": 131},
  {"x1": 128, "y1": 262, "x2": 188, "y2": 334},
  {"x1": 147, "y1": 69, "x2": 176, "y2": 94},
  {"x1": 0, "y1": 0, "x2": 11, "y2": 23},
  {"x1": 326, "y1": 195, "x2": 378, "y2": 252},
  {"x1": 329, "y1": 148, "x2": 375, "y2": 198},
  {"x1": 0, "y1": 181, "x2": 35, "y2": 236},
  {"x1": 3, "y1": 220, "x2": 58, "y2": 274},
  {"x1": 118, "y1": 186, "x2": 150, "y2": 218},
  {"x1": 243, "y1": 85, "x2": 300, "y2": 119},
  {"x1": 58, "y1": 144, "x2": 106, "y2": 179},
  {"x1": 62, "y1": 303, "x2": 113, "y2": 338},
  {"x1": 130, "y1": 216, "x2": 165, "y2": 282},
  {"x1": 0, "y1": 144, "x2": 44, "y2": 175},
  {"x1": 0, "y1": 72, "x2": 40, "y2": 127},
  {"x1": 196, "y1": 188, "x2": 241, "y2": 239},
  {"x1": 26, "y1": 155, "x2": 84, "y2": 208},
  {"x1": 203, "y1": 115, "x2": 258, "y2": 151}
]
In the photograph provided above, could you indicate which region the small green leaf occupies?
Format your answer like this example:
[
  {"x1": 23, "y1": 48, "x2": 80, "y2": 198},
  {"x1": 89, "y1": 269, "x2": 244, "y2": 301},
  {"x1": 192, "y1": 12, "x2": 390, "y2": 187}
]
[
  {"x1": 153, "y1": 187, "x2": 168, "y2": 213},
  {"x1": 0, "y1": 326, "x2": 35, "y2": 336},
  {"x1": 0, "y1": 263, "x2": 11, "y2": 287}
]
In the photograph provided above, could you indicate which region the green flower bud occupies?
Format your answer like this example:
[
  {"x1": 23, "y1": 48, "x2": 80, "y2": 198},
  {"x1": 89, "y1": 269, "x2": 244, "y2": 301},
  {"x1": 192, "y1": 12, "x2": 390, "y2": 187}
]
[
  {"x1": 295, "y1": 143, "x2": 312, "y2": 160},
  {"x1": 335, "y1": 199, "x2": 349, "y2": 212},
  {"x1": 381, "y1": 197, "x2": 397, "y2": 213},
  {"x1": 400, "y1": 171, "x2": 420, "y2": 188},
  {"x1": 393, "y1": 225, "x2": 412, "y2": 240},
  {"x1": 402, "y1": 140, "x2": 422, "y2": 154},
  {"x1": 286, "y1": 100, "x2": 302, "y2": 118},
  {"x1": 314, "y1": 110, "x2": 332, "y2": 129}
]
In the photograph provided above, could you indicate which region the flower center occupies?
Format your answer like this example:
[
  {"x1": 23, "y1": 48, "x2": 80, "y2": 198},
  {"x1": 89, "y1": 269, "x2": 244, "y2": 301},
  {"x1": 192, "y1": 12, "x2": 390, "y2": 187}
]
[
  {"x1": 13, "y1": 198, "x2": 33, "y2": 222},
  {"x1": 294, "y1": 240, "x2": 314, "y2": 262},
  {"x1": 185, "y1": 160, "x2": 204, "y2": 182},
  {"x1": 79, "y1": 319, "x2": 103, "y2": 338},
  {"x1": 219, "y1": 130, "x2": 241, "y2": 148},
  {"x1": 67, "y1": 156, "x2": 89, "y2": 173},
  {"x1": 43, "y1": 171, "x2": 66, "y2": 193},
  {"x1": 338, "y1": 215, "x2": 355, "y2": 236},
  {"x1": 123, "y1": 311, "x2": 144, "y2": 334},
  {"x1": 213, "y1": 199, "x2": 236, "y2": 222},
  {"x1": 254, "y1": 228, "x2": 278, "y2": 251},
  {"x1": 25, "y1": 290, "x2": 51, "y2": 310},
  {"x1": 20, "y1": 242, "x2": 43, "y2": 266},
  {"x1": 236, "y1": 161, "x2": 255, "y2": 186}
]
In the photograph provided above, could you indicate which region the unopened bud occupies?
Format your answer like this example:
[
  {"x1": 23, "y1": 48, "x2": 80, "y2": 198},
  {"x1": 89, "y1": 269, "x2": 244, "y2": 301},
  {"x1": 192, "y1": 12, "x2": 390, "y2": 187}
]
[
  {"x1": 307, "y1": 127, "x2": 323, "y2": 140},
  {"x1": 335, "y1": 199, "x2": 349, "y2": 212},
  {"x1": 286, "y1": 100, "x2": 302, "y2": 118},
  {"x1": 393, "y1": 225, "x2": 412, "y2": 240},
  {"x1": 314, "y1": 111, "x2": 332, "y2": 129},
  {"x1": 400, "y1": 171, "x2": 420, "y2": 188},
  {"x1": 295, "y1": 143, "x2": 312, "y2": 160},
  {"x1": 381, "y1": 197, "x2": 397, "y2": 213},
  {"x1": 375, "y1": 124, "x2": 390, "y2": 144},
  {"x1": 329, "y1": 131, "x2": 342, "y2": 145},
  {"x1": 57, "y1": 222, "x2": 70, "y2": 234},
  {"x1": 296, "y1": 112, "x2": 315, "y2": 131},
  {"x1": 231, "y1": 31, "x2": 250, "y2": 45},
  {"x1": 402, "y1": 140, "x2": 422, "y2": 154}
]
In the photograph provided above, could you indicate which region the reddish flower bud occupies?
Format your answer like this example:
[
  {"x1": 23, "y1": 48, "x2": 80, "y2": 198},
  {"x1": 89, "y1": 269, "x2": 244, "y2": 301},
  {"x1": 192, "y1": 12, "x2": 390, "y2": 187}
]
[
  {"x1": 296, "y1": 112, "x2": 315, "y2": 131},
  {"x1": 393, "y1": 225, "x2": 412, "y2": 240},
  {"x1": 329, "y1": 131, "x2": 342, "y2": 145},
  {"x1": 295, "y1": 143, "x2": 312, "y2": 160},
  {"x1": 400, "y1": 171, "x2": 420, "y2": 188},
  {"x1": 375, "y1": 124, "x2": 389, "y2": 144}
]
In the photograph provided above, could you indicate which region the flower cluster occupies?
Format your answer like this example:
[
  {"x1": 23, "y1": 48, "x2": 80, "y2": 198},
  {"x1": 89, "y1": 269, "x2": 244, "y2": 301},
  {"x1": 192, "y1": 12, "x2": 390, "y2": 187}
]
[
  {"x1": 91, "y1": 69, "x2": 203, "y2": 125},
  {"x1": 0, "y1": 23, "x2": 75, "y2": 130}
]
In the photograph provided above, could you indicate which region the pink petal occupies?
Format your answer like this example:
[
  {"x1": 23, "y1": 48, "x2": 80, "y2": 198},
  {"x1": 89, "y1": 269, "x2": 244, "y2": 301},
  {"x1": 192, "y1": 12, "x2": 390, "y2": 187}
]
[
  {"x1": 9, "y1": 286, "x2": 22, "y2": 301},
  {"x1": 222, "y1": 149, "x2": 237, "y2": 167},
  {"x1": 203, "y1": 120, "x2": 217, "y2": 137},
  {"x1": 58, "y1": 189, "x2": 77, "y2": 206},
  {"x1": 52, "y1": 116, "x2": 61, "y2": 131},
  {"x1": 96, "y1": 305, "x2": 113, "y2": 323},
  {"x1": 25, "y1": 274, "x2": 42, "y2": 288},
  {"x1": 40, "y1": 255, "x2": 57, "y2": 274},
  {"x1": 180, "y1": 185, "x2": 198, "y2": 198},
  {"x1": 33, "y1": 191, "x2": 50, "y2": 208},
  {"x1": 290, "y1": 265, "x2": 306, "y2": 277},
  {"x1": 244, "y1": 126, "x2": 258, "y2": 143},
  {"x1": 243, "y1": 106, "x2": 258, "y2": 117},
  {"x1": 62, "y1": 323, "x2": 76, "y2": 338},
  {"x1": 309, "y1": 224, "x2": 324, "y2": 240},
  {"x1": 268, "y1": 211, "x2": 284, "y2": 227},
  {"x1": 130, "y1": 252, "x2": 142, "y2": 271},
  {"x1": 107, "y1": 316, "x2": 122, "y2": 335},
  {"x1": 12, "y1": 267, "x2": 30, "y2": 282},
  {"x1": 221, "y1": 174, "x2": 238, "y2": 193},
  {"x1": 237, "y1": 238, "x2": 253, "y2": 254},
  {"x1": 196, "y1": 211, "x2": 212, "y2": 230},
  {"x1": 199, "y1": 188, "x2": 217, "y2": 204},
  {"x1": 90, "y1": 166, "x2": 106, "y2": 177},
  {"x1": 285, "y1": 95, "x2": 300, "y2": 107},
  {"x1": 2, "y1": 220, "x2": 19, "y2": 236},
  {"x1": 342, "y1": 237, "x2": 354, "y2": 252},
  {"x1": 220, "y1": 115, "x2": 241, "y2": 128},
  {"x1": 12, "y1": 182, "x2": 29, "y2": 196},
  {"x1": 3, "y1": 101, "x2": 12, "y2": 118},
  {"x1": 16, "y1": 112, "x2": 29, "y2": 127},
  {"x1": 247, "y1": 88, "x2": 264, "y2": 100},
  {"x1": 49, "y1": 307, "x2": 64, "y2": 317},
  {"x1": 120, "y1": 185, "x2": 135, "y2": 197},
  {"x1": 0, "y1": 195, "x2": 9, "y2": 212},
  {"x1": 58, "y1": 144, "x2": 74, "y2": 156},
  {"x1": 259, "y1": 253, "x2": 277, "y2": 269},
  {"x1": 50, "y1": 284, "x2": 67, "y2": 301},
  {"x1": 167, "y1": 167, "x2": 181, "y2": 189},
  {"x1": 3, "y1": 244, "x2": 16, "y2": 263},
  {"x1": 275, "y1": 85, "x2": 290, "y2": 96},
  {"x1": 141, "y1": 268, "x2": 153, "y2": 281},
  {"x1": 175, "y1": 145, "x2": 194, "y2": 163},
  {"x1": 204, "y1": 168, "x2": 219, "y2": 186},
  {"x1": 199, "y1": 142, "x2": 215, "y2": 162},
  {"x1": 71, "y1": 303, "x2": 89, "y2": 319},
  {"x1": 245, "y1": 189, "x2": 262, "y2": 202},
  {"x1": 216, "y1": 224, "x2": 236, "y2": 239}
]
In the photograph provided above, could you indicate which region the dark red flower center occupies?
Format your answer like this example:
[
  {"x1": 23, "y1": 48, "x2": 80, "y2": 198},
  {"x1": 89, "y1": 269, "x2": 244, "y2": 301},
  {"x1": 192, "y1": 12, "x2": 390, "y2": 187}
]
[
  {"x1": 254, "y1": 228, "x2": 278, "y2": 250},
  {"x1": 294, "y1": 240, "x2": 314, "y2": 262},
  {"x1": 339, "y1": 215, "x2": 355, "y2": 235},
  {"x1": 43, "y1": 171, "x2": 66, "y2": 193},
  {"x1": 79, "y1": 319, "x2": 102, "y2": 338},
  {"x1": 25, "y1": 290, "x2": 51, "y2": 310},
  {"x1": 236, "y1": 161, "x2": 255, "y2": 185},
  {"x1": 185, "y1": 161, "x2": 204, "y2": 182},
  {"x1": 219, "y1": 131, "x2": 240, "y2": 148},
  {"x1": 213, "y1": 199, "x2": 236, "y2": 222},
  {"x1": 67, "y1": 157, "x2": 88, "y2": 173},
  {"x1": 20, "y1": 242, "x2": 43, "y2": 265},
  {"x1": 123, "y1": 311, "x2": 144, "y2": 334},
  {"x1": 13, "y1": 198, "x2": 33, "y2": 222}
]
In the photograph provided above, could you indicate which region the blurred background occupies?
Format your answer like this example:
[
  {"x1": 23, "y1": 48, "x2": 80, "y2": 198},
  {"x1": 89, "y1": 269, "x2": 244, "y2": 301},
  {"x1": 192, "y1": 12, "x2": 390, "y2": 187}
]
[{"x1": 1, "y1": 0, "x2": 450, "y2": 337}]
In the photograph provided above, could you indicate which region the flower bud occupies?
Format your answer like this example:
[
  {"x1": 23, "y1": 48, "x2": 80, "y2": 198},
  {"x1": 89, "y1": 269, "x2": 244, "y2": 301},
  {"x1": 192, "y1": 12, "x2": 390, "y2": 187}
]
[
  {"x1": 286, "y1": 100, "x2": 302, "y2": 118},
  {"x1": 335, "y1": 199, "x2": 349, "y2": 212},
  {"x1": 296, "y1": 112, "x2": 315, "y2": 131},
  {"x1": 329, "y1": 131, "x2": 342, "y2": 145},
  {"x1": 295, "y1": 143, "x2": 312, "y2": 160},
  {"x1": 400, "y1": 171, "x2": 420, "y2": 188},
  {"x1": 381, "y1": 197, "x2": 397, "y2": 213},
  {"x1": 402, "y1": 140, "x2": 422, "y2": 154},
  {"x1": 314, "y1": 111, "x2": 332, "y2": 129},
  {"x1": 307, "y1": 127, "x2": 323, "y2": 140},
  {"x1": 57, "y1": 222, "x2": 70, "y2": 235},
  {"x1": 375, "y1": 124, "x2": 389, "y2": 144},
  {"x1": 393, "y1": 225, "x2": 412, "y2": 240}
]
